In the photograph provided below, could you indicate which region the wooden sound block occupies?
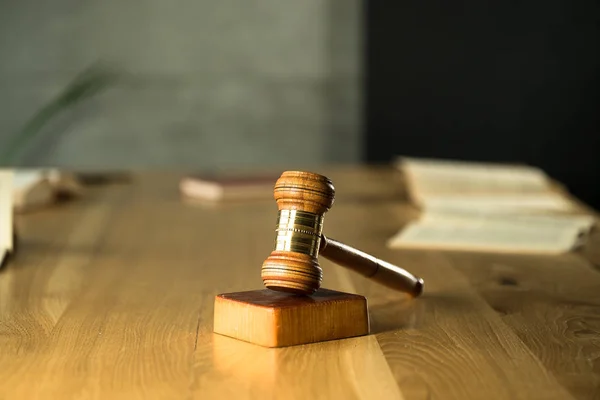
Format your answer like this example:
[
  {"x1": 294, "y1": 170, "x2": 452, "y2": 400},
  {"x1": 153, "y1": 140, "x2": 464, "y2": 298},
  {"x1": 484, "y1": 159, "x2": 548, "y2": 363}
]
[{"x1": 213, "y1": 288, "x2": 370, "y2": 347}]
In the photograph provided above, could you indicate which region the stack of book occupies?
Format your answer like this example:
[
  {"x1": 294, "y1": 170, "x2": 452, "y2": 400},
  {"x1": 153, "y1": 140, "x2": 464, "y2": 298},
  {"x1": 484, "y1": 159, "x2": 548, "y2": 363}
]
[{"x1": 388, "y1": 157, "x2": 597, "y2": 255}]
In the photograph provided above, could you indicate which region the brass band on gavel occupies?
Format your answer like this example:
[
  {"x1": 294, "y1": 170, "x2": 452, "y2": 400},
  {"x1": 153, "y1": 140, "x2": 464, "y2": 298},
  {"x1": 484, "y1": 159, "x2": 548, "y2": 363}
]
[
  {"x1": 274, "y1": 210, "x2": 324, "y2": 257},
  {"x1": 261, "y1": 170, "x2": 424, "y2": 297}
]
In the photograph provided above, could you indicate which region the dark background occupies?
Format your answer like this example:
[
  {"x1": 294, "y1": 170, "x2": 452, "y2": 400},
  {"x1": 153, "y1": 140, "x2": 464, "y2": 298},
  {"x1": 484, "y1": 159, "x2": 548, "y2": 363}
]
[{"x1": 364, "y1": 0, "x2": 600, "y2": 209}]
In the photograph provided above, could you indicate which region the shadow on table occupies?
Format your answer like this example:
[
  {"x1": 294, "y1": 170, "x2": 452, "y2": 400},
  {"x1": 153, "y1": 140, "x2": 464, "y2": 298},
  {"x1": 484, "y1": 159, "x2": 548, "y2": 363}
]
[
  {"x1": 368, "y1": 292, "x2": 478, "y2": 334},
  {"x1": 368, "y1": 297, "x2": 426, "y2": 334}
]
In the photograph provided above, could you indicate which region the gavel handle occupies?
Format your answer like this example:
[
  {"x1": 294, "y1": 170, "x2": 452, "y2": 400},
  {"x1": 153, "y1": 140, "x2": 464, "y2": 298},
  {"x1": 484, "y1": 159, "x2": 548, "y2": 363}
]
[{"x1": 319, "y1": 236, "x2": 424, "y2": 297}]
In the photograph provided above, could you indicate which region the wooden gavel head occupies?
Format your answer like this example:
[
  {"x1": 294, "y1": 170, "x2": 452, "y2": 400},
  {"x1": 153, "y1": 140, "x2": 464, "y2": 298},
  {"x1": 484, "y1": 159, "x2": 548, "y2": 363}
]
[{"x1": 261, "y1": 171, "x2": 335, "y2": 295}]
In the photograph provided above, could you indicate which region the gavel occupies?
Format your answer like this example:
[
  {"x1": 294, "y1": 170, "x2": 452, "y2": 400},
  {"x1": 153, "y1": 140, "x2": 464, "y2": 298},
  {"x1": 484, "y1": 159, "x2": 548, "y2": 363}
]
[{"x1": 261, "y1": 171, "x2": 424, "y2": 297}]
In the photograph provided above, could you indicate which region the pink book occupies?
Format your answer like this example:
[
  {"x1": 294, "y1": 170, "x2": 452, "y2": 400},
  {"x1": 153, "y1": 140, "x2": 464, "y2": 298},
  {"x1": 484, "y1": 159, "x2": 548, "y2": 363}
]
[{"x1": 179, "y1": 174, "x2": 278, "y2": 201}]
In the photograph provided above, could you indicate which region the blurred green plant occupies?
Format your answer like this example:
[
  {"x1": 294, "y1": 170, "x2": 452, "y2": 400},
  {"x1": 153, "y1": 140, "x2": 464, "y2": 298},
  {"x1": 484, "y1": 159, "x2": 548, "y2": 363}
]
[{"x1": 1, "y1": 64, "x2": 117, "y2": 165}]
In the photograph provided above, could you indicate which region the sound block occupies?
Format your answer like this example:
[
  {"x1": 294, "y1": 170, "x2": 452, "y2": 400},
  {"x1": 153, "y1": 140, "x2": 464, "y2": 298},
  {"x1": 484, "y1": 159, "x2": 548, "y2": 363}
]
[{"x1": 213, "y1": 288, "x2": 370, "y2": 347}]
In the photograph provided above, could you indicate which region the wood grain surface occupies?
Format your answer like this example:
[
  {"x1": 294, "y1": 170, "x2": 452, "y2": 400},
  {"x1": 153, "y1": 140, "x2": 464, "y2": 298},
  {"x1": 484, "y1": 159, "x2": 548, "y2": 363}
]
[
  {"x1": 0, "y1": 167, "x2": 598, "y2": 399},
  {"x1": 214, "y1": 289, "x2": 369, "y2": 347}
]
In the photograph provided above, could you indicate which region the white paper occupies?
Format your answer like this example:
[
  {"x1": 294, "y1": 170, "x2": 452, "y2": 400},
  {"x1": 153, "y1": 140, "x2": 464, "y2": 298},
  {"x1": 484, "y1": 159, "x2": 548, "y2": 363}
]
[
  {"x1": 12, "y1": 169, "x2": 55, "y2": 212},
  {"x1": 397, "y1": 156, "x2": 552, "y2": 195},
  {"x1": 388, "y1": 220, "x2": 584, "y2": 254},
  {"x1": 13, "y1": 169, "x2": 47, "y2": 190},
  {"x1": 420, "y1": 209, "x2": 595, "y2": 234},
  {"x1": 0, "y1": 170, "x2": 13, "y2": 252},
  {"x1": 419, "y1": 194, "x2": 575, "y2": 213}
]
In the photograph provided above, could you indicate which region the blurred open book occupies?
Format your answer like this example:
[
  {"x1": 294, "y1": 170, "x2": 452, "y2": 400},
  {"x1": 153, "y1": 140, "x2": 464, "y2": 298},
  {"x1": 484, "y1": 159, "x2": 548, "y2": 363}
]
[
  {"x1": 1, "y1": 169, "x2": 83, "y2": 268},
  {"x1": 388, "y1": 157, "x2": 596, "y2": 254},
  {"x1": 12, "y1": 169, "x2": 82, "y2": 213}
]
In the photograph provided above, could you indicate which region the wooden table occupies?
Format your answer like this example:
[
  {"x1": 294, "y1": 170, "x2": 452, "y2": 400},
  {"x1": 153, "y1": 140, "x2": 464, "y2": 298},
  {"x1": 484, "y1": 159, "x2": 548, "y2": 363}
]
[{"x1": 2, "y1": 167, "x2": 599, "y2": 399}]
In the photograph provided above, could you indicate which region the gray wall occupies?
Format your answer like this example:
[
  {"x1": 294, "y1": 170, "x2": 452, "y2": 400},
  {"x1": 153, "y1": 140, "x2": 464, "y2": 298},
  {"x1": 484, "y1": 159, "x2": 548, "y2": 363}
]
[{"x1": 0, "y1": 0, "x2": 362, "y2": 169}]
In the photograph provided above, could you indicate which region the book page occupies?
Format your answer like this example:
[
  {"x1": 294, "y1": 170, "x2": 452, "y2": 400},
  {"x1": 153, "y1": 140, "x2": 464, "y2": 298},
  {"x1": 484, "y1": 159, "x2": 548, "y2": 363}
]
[
  {"x1": 0, "y1": 170, "x2": 13, "y2": 253},
  {"x1": 12, "y1": 170, "x2": 55, "y2": 212},
  {"x1": 420, "y1": 210, "x2": 595, "y2": 235},
  {"x1": 391, "y1": 157, "x2": 591, "y2": 254},
  {"x1": 397, "y1": 157, "x2": 555, "y2": 196},
  {"x1": 13, "y1": 169, "x2": 47, "y2": 188},
  {"x1": 387, "y1": 220, "x2": 585, "y2": 255},
  {"x1": 420, "y1": 194, "x2": 576, "y2": 213}
]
